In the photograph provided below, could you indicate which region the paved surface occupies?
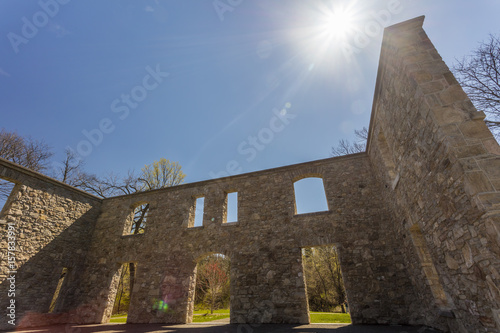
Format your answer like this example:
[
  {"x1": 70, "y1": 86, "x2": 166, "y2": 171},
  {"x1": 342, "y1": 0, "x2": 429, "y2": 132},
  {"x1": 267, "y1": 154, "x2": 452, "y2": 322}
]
[{"x1": 3, "y1": 323, "x2": 440, "y2": 333}]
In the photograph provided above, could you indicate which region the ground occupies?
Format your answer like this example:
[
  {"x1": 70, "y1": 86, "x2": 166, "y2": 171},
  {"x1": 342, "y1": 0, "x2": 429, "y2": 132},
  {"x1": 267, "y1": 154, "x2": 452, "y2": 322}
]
[{"x1": 3, "y1": 323, "x2": 440, "y2": 333}]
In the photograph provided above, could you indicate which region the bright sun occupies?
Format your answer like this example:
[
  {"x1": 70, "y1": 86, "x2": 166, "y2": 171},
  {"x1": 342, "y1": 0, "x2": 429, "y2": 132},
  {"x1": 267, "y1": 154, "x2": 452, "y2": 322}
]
[
  {"x1": 325, "y1": 10, "x2": 352, "y2": 37},
  {"x1": 322, "y1": 7, "x2": 355, "y2": 40},
  {"x1": 291, "y1": 2, "x2": 360, "y2": 69}
]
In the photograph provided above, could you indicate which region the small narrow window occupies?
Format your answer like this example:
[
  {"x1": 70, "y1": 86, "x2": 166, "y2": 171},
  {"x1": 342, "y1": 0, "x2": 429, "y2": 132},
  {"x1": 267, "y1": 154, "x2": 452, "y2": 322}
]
[
  {"x1": 127, "y1": 203, "x2": 149, "y2": 235},
  {"x1": 49, "y1": 267, "x2": 69, "y2": 313},
  {"x1": 193, "y1": 197, "x2": 205, "y2": 227},
  {"x1": 226, "y1": 192, "x2": 238, "y2": 223},
  {"x1": 293, "y1": 177, "x2": 329, "y2": 214}
]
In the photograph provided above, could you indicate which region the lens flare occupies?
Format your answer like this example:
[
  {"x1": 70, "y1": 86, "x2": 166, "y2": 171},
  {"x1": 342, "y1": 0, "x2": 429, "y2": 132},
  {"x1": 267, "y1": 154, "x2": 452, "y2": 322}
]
[{"x1": 152, "y1": 298, "x2": 169, "y2": 312}]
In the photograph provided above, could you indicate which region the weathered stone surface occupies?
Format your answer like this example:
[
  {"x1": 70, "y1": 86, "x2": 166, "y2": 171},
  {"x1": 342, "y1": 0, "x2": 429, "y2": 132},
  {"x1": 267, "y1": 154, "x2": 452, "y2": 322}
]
[
  {"x1": 0, "y1": 160, "x2": 101, "y2": 329},
  {"x1": 1, "y1": 16, "x2": 499, "y2": 333},
  {"x1": 367, "y1": 16, "x2": 500, "y2": 333}
]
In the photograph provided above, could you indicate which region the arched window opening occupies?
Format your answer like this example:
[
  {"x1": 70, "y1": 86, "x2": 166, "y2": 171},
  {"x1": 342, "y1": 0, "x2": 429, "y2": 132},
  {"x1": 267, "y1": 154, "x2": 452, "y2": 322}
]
[
  {"x1": 0, "y1": 180, "x2": 17, "y2": 218},
  {"x1": 189, "y1": 253, "x2": 231, "y2": 322},
  {"x1": 124, "y1": 203, "x2": 150, "y2": 235},
  {"x1": 301, "y1": 246, "x2": 351, "y2": 323},
  {"x1": 293, "y1": 177, "x2": 329, "y2": 214}
]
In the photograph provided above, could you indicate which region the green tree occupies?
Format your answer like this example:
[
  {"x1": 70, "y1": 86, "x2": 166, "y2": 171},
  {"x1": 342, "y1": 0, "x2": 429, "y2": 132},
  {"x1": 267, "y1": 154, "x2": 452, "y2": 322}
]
[{"x1": 139, "y1": 158, "x2": 185, "y2": 190}]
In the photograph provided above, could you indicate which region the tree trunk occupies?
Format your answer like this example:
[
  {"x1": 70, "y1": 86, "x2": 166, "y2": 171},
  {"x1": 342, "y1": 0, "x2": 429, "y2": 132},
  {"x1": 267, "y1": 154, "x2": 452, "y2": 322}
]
[
  {"x1": 211, "y1": 290, "x2": 215, "y2": 314},
  {"x1": 129, "y1": 263, "x2": 136, "y2": 301}
]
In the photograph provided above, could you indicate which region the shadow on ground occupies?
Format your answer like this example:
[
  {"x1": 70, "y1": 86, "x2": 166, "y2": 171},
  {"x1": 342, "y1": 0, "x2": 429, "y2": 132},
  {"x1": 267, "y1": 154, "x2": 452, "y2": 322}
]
[{"x1": 3, "y1": 323, "x2": 440, "y2": 333}]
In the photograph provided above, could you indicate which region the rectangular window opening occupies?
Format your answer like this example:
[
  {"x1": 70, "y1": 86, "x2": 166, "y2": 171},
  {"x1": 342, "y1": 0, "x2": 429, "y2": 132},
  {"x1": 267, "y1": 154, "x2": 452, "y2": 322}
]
[
  {"x1": 226, "y1": 192, "x2": 238, "y2": 223},
  {"x1": 49, "y1": 267, "x2": 69, "y2": 313},
  {"x1": 193, "y1": 197, "x2": 205, "y2": 227}
]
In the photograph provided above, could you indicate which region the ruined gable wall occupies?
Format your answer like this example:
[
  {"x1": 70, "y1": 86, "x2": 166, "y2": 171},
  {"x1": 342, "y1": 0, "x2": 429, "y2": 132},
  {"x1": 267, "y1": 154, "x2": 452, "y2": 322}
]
[
  {"x1": 367, "y1": 17, "x2": 500, "y2": 332},
  {"x1": 0, "y1": 158, "x2": 102, "y2": 330}
]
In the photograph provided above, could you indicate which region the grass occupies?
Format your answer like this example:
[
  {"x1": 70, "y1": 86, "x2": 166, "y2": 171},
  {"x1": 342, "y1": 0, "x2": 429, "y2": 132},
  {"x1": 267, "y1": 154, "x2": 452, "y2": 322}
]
[
  {"x1": 310, "y1": 312, "x2": 351, "y2": 323},
  {"x1": 192, "y1": 308, "x2": 230, "y2": 322},
  {"x1": 109, "y1": 310, "x2": 350, "y2": 324},
  {"x1": 110, "y1": 314, "x2": 127, "y2": 323},
  {"x1": 194, "y1": 309, "x2": 230, "y2": 315},
  {"x1": 192, "y1": 313, "x2": 230, "y2": 322},
  {"x1": 109, "y1": 309, "x2": 231, "y2": 324}
]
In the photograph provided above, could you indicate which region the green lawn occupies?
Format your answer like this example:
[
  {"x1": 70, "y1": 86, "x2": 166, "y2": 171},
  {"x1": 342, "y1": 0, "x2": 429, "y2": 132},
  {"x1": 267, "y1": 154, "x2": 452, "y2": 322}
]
[
  {"x1": 310, "y1": 312, "x2": 351, "y2": 323},
  {"x1": 192, "y1": 313, "x2": 230, "y2": 322},
  {"x1": 192, "y1": 308, "x2": 230, "y2": 322},
  {"x1": 194, "y1": 309, "x2": 230, "y2": 315},
  {"x1": 110, "y1": 315, "x2": 127, "y2": 323},
  {"x1": 110, "y1": 310, "x2": 349, "y2": 324}
]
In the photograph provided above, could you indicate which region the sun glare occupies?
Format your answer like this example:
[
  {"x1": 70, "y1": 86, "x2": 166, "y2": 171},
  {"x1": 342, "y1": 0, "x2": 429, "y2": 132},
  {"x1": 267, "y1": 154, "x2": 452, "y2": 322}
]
[
  {"x1": 326, "y1": 12, "x2": 352, "y2": 37},
  {"x1": 289, "y1": 1, "x2": 362, "y2": 72},
  {"x1": 322, "y1": 6, "x2": 355, "y2": 40}
]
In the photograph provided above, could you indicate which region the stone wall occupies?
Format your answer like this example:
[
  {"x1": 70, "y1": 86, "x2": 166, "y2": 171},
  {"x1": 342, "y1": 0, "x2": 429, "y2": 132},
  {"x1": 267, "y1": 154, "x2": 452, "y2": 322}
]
[
  {"x1": 367, "y1": 17, "x2": 500, "y2": 332},
  {"x1": 73, "y1": 154, "x2": 415, "y2": 326},
  {"x1": 0, "y1": 158, "x2": 102, "y2": 329}
]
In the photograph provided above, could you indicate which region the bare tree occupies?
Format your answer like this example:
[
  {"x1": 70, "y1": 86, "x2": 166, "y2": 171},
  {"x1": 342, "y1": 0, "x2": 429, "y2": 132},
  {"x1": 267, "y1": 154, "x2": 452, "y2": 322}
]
[
  {"x1": 302, "y1": 246, "x2": 347, "y2": 313},
  {"x1": 196, "y1": 254, "x2": 230, "y2": 314},
  {"x1": 0, "y1": 129, "x2": 53, "y2": 171},
  {"x1": 54, "y1": 148, "x2": 86, "y2": 186},
  {"x1": 331, "y1": 127, "x2": 368, "y2": 157},
  {"x1": 453, "y1": 34, "x2": 500, "y2": 139},
  {"x1": 75, "y1": 171, "x2": 141, "y2": 198},
  {"x1": 76, "y1": 159, "x2": 185, "y2": 199},
  {"x1": 0, "y1": 129, "x2": 53, "y2": 200}
]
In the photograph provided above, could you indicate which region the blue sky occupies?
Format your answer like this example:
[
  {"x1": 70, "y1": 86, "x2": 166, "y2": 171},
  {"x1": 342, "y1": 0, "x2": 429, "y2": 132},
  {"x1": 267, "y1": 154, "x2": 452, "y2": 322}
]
[{"x1": 1, "y1": 0, "x2": 499, "y2": 190}]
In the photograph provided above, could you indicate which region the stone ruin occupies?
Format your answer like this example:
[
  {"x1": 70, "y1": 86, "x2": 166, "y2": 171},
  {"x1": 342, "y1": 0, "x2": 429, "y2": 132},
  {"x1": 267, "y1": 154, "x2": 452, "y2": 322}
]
[{"x1": 1, "y1": 16, "x2": 500, "y2": 332}]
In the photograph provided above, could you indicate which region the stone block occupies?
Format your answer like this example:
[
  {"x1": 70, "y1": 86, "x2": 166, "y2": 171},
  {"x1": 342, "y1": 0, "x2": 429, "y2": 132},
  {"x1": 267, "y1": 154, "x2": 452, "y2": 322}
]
[
  {"x1": 464, "y1": 171, "x2": 495, "y2": 196},
  {"x1": 482, "y1": 138, "x2": 500, "y2": 156},
  {"x1": 477, "y1": 157, "x2": 500, "y2": 180},
  {"x1": 459, "y1": 120, "x2": 494, "y2": 139},
  {"x1": 438, "y1": 85, "x2": 468, "y2": 106},
  {"x1": 411, "y1": 70, "x2": 433, "y2": 84},
  {"x1": 432, "y1": 106, "x2": 469, "y2": 126},
  {"x1": 454, "y1": 144, "x2": 487, "y2": 159},
  {"x1": 476, "y1": 193, "x2": 500, "y2": 210},
  {"x1": 421, "y1": 80, "x2": 444, "y2": 94}
]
